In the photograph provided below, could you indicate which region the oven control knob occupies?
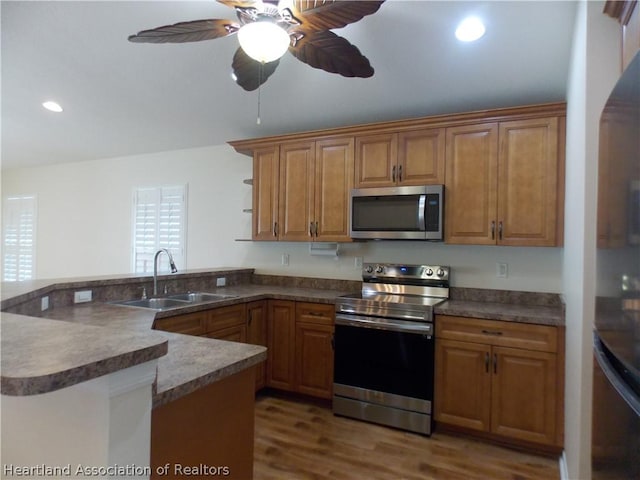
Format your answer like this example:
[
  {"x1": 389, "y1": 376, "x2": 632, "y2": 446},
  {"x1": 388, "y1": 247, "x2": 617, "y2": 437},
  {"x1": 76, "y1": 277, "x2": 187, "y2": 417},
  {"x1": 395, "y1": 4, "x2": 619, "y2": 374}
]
[
  {"x1": 437, "y1": 268, "x2": 445, "y2": 278},
  {"x1": 425, "y1": 268, "x2": 433, "y2": 276},
  {"x1": 375, "y1": 265, "x2": 384, "y2": 274},
  {"x1": 364, "y1": 265, "x2": 373, "y2": 274}
]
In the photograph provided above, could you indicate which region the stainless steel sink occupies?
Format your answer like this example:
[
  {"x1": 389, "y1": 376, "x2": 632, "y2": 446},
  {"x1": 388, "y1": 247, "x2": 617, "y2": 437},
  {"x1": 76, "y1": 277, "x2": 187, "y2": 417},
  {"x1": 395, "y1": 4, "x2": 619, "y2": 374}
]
[
  {"x1": 167, "y1": 292, "x2": 237, "y2": 302},
  {"x1": 110, "y1": 297, "x2": 191, "y2": 310},
  {"x1": 109, "y1": 291, "x2": 238, "y2": 310}
]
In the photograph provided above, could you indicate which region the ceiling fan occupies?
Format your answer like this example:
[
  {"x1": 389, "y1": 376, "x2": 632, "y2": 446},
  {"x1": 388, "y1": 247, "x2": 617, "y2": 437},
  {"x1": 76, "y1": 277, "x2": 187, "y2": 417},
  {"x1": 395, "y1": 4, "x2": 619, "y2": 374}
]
[{"x1": 128, "y1": 0, "x2": 385, "y2": 91}]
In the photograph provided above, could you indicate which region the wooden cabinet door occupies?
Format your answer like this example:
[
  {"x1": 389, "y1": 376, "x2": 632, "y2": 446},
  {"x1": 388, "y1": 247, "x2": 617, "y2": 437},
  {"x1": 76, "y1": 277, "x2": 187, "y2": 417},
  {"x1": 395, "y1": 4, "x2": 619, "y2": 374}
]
[
  {"x1": 154, "y1": 311, "x2": 206, "y2": 336},
  {"x1": 294, "y1": 302, "x2": 335, "y2": 399},
  {"x1": 434, "y1": 339, "x2": 492, "y2": 431},
  {"x1": 278, "y1": 142, "x2": 315, "y2": 241},
  {"x1": 445, "y1": 123, "x2": 499, "y2": 245},
  {"x1": 205, "y1": 324, "x2": 247, "y2": 342},
  {"x1": 247, "y1": 300, "x2": 267, "y2": 391},
  {"x1": 354, "y1": 133, "x2": 398, "y2": 188},
  {"x1": 497, "y1": 117, "x2": 559, "y2": 246},
  {"x1": 314, "y1": 137, "x2": 354, "y2": 242},
  {"x1": 267, "y1": 300, "x2": 296, "y2": 391},
  {"x1": 295, "y1": 321, "x2": 334, "y2": 399},
  {"x1": 397, "y1": 128, "x2": 445, "y2": 185},
  {"x1": 206, "y1": 304, "x2": 247, "y2": 342},
  {"x1": 490, "y1": 346, "x2": 557, "y2": 445},
  {"x1": 253, "y1": 146, "x2": 280, "y2": 240}
]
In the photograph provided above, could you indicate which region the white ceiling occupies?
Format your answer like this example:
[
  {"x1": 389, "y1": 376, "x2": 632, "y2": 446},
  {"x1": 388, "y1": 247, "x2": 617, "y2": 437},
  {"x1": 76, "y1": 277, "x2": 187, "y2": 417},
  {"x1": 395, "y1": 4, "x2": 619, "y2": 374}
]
[{"x1": 1, "y1": 0, "x2": 577, "y2": 169}]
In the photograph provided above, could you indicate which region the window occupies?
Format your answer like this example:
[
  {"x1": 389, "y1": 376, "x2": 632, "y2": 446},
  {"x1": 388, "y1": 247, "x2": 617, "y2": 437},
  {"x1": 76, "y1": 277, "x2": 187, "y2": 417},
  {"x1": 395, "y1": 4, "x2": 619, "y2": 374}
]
[
  {"x1": 132, "y1": 185, "x2": 187, "y2": 274},
  {"x1": 2, "y1": 195, "x2": 36, "y2": 281}
]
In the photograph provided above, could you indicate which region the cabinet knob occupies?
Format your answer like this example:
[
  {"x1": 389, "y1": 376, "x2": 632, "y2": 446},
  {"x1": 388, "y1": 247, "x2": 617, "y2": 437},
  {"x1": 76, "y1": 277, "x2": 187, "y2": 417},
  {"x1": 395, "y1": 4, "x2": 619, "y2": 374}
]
[{"x1": 392, "y1": 165, "x2": 397, "y2": 182}]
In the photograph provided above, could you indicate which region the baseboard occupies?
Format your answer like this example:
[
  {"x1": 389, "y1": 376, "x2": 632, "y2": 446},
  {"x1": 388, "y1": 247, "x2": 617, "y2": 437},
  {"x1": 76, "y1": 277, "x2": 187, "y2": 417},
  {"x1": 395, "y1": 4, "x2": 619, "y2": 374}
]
[{"x1": 559, "y1": 450, "x2": 569, "y2": 480}]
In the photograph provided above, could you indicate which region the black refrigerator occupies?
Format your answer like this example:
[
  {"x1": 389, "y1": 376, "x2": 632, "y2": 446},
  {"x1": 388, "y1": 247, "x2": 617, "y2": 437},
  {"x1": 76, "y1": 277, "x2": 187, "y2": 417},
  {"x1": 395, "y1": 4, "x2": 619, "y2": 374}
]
[{"x1": 592, "y1": 51, "x2": 640, "y2": 479}]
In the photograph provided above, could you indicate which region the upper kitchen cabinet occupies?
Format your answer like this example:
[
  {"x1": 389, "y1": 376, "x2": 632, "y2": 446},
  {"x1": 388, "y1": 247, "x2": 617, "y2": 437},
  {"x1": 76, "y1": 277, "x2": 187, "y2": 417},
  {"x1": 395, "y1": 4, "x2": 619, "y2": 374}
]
[
  {"x1": 446, "y1": 113, "x2": 565, "y2": 247},
  {"x1": 354, "y1": 128, "x2": 445, "y2": 188},
  {"x1": 252, "y1": 146, "x2": 280, "y2": 240},
  {"x1": 229, "y1": 102, "x2": 566, "y2": 246},
  {"x1": 604, "y1": 1, "x2": 640, "y2": 72},
  {"x1": 248, "y1": 137, "x2": 354, "y2": 242},
  {"x1": 313, "y1": 138, "x2": 355, "y2": 242}
]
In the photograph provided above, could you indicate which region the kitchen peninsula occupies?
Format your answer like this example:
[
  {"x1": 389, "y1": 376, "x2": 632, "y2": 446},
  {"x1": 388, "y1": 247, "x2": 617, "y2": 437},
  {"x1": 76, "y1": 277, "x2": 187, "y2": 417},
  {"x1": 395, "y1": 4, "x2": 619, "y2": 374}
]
[{"x1": 2, "y1": 266, "x2": 566, "y2": 478}]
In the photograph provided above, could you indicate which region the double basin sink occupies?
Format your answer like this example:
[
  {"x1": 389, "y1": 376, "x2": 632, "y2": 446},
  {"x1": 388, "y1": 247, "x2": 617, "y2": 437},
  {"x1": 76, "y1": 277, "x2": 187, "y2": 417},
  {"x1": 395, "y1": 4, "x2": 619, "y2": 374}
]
[{"x1": 110, "y1": 292, "x2": 237, "y2": 311}]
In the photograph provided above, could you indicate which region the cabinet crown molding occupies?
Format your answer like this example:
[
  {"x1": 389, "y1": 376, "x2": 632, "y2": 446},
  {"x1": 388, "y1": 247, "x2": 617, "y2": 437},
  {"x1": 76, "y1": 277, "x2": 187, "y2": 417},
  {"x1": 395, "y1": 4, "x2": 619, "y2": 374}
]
[{"x1": 228, "y1": 102, "x2": 567, "y2": 156}]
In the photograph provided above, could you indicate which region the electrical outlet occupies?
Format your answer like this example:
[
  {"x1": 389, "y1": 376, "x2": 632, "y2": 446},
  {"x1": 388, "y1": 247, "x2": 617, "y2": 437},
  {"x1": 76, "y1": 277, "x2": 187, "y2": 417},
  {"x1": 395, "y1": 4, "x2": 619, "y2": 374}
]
[
  {"x1": 354, "y1": 257, "x2": 363, "y2": 269},
  {"x1": 216, "y1": 277, "x2": 226, "y2": 287},
  {"x1": 496, "y1": 263, "x2": 508, "y2": 278},
  {"x1": 41, "y1": 296, "x2": 49, "y2": 311},
  {"x1": 74, "y1": 290, "x2": 92, "y2": 303},
  {"x1": 281, "y1": 253, "x2": 289, "y2": 266}
]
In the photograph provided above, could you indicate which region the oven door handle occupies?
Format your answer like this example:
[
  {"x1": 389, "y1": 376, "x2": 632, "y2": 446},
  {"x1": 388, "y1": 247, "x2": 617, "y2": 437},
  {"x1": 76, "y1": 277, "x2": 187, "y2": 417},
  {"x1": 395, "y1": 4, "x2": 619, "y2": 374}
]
[{"x1": 336, "y1": 313, "x2": 433, "y2": 335}]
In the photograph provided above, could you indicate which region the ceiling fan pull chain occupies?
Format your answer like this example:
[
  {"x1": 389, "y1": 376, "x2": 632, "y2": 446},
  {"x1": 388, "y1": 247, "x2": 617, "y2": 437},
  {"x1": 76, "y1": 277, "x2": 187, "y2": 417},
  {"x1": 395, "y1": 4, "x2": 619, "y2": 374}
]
[{"x1": 256, "y1": 62, "x2": 263, "y2": 125}]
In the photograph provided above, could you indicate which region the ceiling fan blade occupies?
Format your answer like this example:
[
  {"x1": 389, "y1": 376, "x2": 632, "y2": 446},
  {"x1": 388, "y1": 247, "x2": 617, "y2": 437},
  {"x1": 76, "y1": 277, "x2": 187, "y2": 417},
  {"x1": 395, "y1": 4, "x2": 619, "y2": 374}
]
[
  {"x1": 128, "y1": 19, "x2": 240, "y2": 44},
  {"x1": 290, "y1": 0, "x2": 384, "y2": 32},
  {"x1": 232, "y1": 48, "x2": 280, "y2": 91},
  {"x1": 289, "y1": 30, "x2": 373, "y2": 78}
]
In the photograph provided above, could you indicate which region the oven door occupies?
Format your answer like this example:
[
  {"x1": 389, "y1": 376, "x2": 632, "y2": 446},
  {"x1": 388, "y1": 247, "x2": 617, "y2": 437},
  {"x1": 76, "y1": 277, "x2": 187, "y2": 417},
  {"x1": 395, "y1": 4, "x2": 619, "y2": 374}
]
[{"x1": 334, "y1": 313, "x2": 434, "y2": 401}]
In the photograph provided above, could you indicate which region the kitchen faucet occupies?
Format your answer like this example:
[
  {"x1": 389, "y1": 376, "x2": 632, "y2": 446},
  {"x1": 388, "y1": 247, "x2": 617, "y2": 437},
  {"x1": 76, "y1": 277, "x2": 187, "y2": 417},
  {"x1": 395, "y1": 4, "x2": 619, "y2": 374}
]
[{"x1": 153, "y1": 248, "x2": 178, "y2": 296}]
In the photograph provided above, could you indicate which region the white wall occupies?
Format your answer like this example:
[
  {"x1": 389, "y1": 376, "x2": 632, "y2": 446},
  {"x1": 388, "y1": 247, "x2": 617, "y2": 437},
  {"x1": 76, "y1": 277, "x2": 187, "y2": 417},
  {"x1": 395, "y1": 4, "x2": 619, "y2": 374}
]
[
  {"x1": 2, "y1": 144, "x2": 564, "y2": 291},
  {"x1": 562, "y1": 1, "x2": 620, "y2": 479}
]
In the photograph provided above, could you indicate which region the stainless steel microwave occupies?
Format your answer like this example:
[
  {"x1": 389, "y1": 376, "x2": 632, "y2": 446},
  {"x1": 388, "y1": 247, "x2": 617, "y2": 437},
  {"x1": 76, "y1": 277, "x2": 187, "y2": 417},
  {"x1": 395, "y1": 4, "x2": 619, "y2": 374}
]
[{"x1": 349, "y1": 185, "x2": 444, "y2": 240}]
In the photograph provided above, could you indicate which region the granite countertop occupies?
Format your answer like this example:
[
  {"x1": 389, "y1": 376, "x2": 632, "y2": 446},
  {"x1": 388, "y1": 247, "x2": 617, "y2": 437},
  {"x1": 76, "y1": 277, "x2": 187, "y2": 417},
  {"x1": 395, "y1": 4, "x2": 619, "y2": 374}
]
[
  {"x1": 29, "y1": 284, "x2": 350, "y2": 407},
  {"x1": 1, "y1": 270, "x2": 565, "y2": 407},
  {"x1": 435, "y1": 300, "x2": 564, "y2": 327},
  {"x1": 1, "y1": 312, "x2": 168, "y2": 396}
]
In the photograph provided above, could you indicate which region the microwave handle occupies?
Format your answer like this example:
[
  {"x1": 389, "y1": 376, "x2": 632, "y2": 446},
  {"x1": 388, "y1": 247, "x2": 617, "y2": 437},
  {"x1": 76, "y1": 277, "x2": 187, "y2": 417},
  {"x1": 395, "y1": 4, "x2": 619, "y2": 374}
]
[{"x1": 417, "y1": 194, "x2": 426, "y2": 230}]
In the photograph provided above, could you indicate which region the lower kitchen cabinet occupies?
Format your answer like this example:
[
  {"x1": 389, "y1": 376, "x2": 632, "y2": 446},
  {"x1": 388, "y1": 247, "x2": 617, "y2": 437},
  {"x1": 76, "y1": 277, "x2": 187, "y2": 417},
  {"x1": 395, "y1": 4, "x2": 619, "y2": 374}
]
[
  {"x1": 295, "y1": 302, "x2": 335, "y2": 399},
  {"x1": 267, "y1": 299, "x2": 335, "y2": 399},
  {"x1": 153, "y1": 298, "x2": 335, "y2": 400},
  {"x1": 266, "y1": 300, "x2": 297, "y2": 391},
  {"x1": 205, "y1": 303, "x2": 247, "y2": 342},
  {"x1": 434, "y1": 315, "x2": 564, "y2": 450},
  {"x1": 246, "y1": 300, "x2": 268, "y2": 391},
  {"x1": 153, "y1": 311, "x2": 206, "y2": 336}
]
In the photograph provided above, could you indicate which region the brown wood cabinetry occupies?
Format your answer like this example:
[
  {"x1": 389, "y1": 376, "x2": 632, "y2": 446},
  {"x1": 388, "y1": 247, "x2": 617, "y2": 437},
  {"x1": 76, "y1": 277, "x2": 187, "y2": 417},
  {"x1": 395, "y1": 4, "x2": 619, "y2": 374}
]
[
  {"x1": 251, "y1": 138, "x2": 354, "y2": 242},
  {"x1": 295, "y1": 302, "x2": 335, "y2": 399},
  {"x1": 246, "y1": 300, "x2": 267, "y2": 391},
  {"x1": 445, "y1": 117, "x2": 563, "y2": 246},
  {"x1": 230, "y1": 102, "x2": 566, "y2": 247},
  {"x1": 153, "y1": 311, "x2": 206, "y2": 336},
  {"x1": 267, "y1": 299, "x2": 335, "y2": 398},
  {"x1": 435, "y1": 315, "x2": 564, "y2": 449},
  {"x1": 355, "y1": 128, "x2": 445, "y2": 188},
  {"x1": 266, "y1": 299, "x2": 297, "y2": 391},
  {"x1": 205, "y1": 303, "x2": 247, "y2": 341},
  {"x1": 252, "y1": 146, "x2": 280, "y2": 240},
  {"x1": 604, "y1": 0, "x2": 640, "y2": 72}
]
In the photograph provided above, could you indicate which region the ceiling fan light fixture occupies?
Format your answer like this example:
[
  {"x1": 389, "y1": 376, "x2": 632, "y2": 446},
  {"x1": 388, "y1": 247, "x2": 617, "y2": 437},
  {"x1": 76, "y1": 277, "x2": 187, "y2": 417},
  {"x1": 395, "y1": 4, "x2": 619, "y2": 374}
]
[
  {"x1": 237, "y1": 21, "x2": 290, "y2": 63},
  {"x1": 455, "y1": 17, "x2": 485, "y2": 42}
]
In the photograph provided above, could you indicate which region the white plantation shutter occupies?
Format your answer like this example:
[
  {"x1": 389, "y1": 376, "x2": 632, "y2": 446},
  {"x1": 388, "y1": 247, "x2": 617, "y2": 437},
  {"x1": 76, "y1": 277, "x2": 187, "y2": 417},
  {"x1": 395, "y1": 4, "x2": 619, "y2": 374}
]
[
  {"x1": 2, "y1": 195, "x2": 36, "y2": 281},
  {"x1": 132, "y1": 185, "x2": 187, "y2": 273}
]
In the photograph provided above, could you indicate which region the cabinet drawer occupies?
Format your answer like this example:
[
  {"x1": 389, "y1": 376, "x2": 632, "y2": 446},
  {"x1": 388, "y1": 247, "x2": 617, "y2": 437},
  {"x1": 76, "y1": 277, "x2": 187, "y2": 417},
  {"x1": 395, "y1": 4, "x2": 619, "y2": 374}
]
[
  {"x1": 154, "y1": 312, "x2": 206, "y2": 336},
  {"x1": 295, "y1": 302, "x2": 334, "y2": 325},
  {"x1": 436, "y1": 315, "x2": 557, "y2": 353},
  {"x1": 206, "y1": 304, "x2": 247, "y2": 333}
]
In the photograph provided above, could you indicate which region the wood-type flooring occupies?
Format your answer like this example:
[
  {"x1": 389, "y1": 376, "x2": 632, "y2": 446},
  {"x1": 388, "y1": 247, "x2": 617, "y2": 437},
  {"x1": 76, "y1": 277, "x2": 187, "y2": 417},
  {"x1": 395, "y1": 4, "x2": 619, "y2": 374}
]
[{"x1": 254, "y1": 394, "x2": 560, "y2": 480}]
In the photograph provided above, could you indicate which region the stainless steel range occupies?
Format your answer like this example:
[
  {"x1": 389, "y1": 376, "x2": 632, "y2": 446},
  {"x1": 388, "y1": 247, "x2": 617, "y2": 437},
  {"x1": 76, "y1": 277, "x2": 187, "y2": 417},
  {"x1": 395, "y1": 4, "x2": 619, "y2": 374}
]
[{"x1": 333, "y1": 263, "x2": 450, "y2": 435}]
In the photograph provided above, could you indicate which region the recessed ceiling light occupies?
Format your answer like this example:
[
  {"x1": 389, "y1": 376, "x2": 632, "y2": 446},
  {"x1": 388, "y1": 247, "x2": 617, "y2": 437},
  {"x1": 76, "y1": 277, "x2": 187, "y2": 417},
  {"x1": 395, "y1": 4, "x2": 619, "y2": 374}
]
[
  {"x1": 455, "y1": 17, "x2": 485, "y2": 42},
  {"x1": 42, "y1": 101, "x2": 63, "y2": 113}
]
